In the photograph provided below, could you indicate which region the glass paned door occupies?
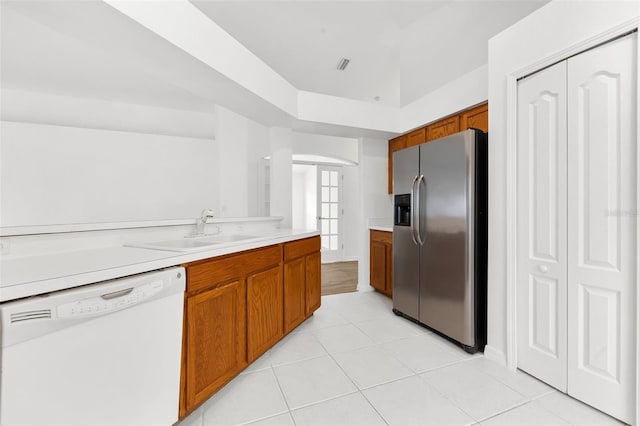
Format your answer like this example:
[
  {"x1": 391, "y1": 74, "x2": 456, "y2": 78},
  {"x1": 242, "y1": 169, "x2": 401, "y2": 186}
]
[{"x1": 317, "y1": 166, "x2": 342, "y2": 262}]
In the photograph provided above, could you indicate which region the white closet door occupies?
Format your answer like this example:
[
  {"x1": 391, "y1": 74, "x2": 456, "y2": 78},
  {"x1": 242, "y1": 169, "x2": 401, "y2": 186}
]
[
  {"x1": 517, "y1": 60, "x2": 568, "y2": 392},
  {"x1": 567, "y1": 33, "x2": 637, "y2": 424}
]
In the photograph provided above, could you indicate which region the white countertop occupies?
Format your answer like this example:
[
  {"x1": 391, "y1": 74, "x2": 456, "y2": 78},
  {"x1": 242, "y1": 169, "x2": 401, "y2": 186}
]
[
  {"x1": 370, "y1": 225, "x2": 393, "y2": 232},
  {"x1": 368, "y1": 218, "x2": 393, "y2": 233},
  {"x1": 0, "y1": 229, "x2": 318, "y2": 302}
]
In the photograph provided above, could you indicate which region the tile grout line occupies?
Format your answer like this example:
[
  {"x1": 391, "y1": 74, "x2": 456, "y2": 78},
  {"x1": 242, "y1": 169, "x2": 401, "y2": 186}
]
[
  {"x1": 308, "y1": 308, "x2": 394, "y2": 424},
  {"x1": 267, "y1": 362, "x2": 297, "y2": 426},
  {"x1": 187, "y1": 292, "x2": 618, "y2": 426},
  {"x1": 320, "y1": 326, "x2": 392, "y2": 426},
  {"x1": 472, "y1": 399, "x2": 533, "y2": 424}
]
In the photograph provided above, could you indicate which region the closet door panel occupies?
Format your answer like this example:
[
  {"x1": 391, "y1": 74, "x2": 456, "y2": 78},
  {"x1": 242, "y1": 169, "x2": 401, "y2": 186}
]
[
  {"x1": 567, "y1": 33, "x2": 637, "y2": 425},
  {"x1": 516, "y1": 60, "x2": 568, "y2": 392}
]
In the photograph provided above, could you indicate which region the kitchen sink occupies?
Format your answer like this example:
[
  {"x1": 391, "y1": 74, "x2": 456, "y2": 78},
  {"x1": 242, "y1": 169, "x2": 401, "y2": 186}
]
[{"x1": 127, "y1": 234, "x2": 262, "y2": 252}]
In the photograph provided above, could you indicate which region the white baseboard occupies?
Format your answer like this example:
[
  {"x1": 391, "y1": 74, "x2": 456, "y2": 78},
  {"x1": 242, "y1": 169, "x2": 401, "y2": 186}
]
[{"x1": 483, "y1": 345, "x2": 508, "y2": 367}]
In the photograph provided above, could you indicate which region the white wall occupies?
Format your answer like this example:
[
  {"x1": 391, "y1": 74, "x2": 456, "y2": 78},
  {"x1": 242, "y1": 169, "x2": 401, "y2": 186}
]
[
  {"x1": 486, "y1": 0, "x2": 640, "y2": 365},
  {"x1": 0, "y1": 90, "x2": 272, "y2": 229},
  {"x1": 356, "y1": 137, "x2": 393, "y2": 289},
  {"x1": 297, "y1": 91, "x2": 400, "y2": 133},
  {"x1": 215, "y1": 105, "x2": 270, "y2": 218},
  {"x1": 292, "y1": 132, "x2": 359, "y2": 164},
  {"x1": 400, "y1": 64, "x2": 488, "y2": 132},
  {"x1": 247, "y1": 121, "x2": 270, "y2": 216},
  {"x1": 216, "y1": 106, "x2": 249, "y2": 217},
  {"x1": 0, "y1": 121, "x2": 218, "y2": 227},
  {"x1": 270, "y1": 127, "x2": 293, "y2": 227},
  {"x1": 342, "y1": 165, "x2": 360, "y2": 262},
  {"x1": 0, "y1": 90, "x2": 220, "y2": 228},
  {"x1": 291, "y1": 164, "x2": 317, "y2": 231},
  {"x1": 0, "y1": 88, "x2": 216, "y2": 138}
]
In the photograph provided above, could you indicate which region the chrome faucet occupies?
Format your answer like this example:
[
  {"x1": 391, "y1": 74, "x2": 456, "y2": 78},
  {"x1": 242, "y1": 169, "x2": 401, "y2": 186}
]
[{"x1": 195, "y1": 208, "x2": 215, "y2": 236}]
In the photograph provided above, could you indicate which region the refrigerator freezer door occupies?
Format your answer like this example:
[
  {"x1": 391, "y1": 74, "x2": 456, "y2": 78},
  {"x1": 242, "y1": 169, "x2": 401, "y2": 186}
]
[
  {"x1": 393, "y1": 146, "x2": 420, "y2": 319},
  {"x1": 418, "y1": 131, "x2": 476, "y2": 346}
]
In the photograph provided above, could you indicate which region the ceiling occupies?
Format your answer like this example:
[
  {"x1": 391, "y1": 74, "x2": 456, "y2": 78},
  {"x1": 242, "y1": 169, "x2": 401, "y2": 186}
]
[
  {"x1": 191, "y1": 0, "x2": 549, "y2": 106},
  {"x1": 1, "y1": 0, "x2": 549, "y2": 137}
]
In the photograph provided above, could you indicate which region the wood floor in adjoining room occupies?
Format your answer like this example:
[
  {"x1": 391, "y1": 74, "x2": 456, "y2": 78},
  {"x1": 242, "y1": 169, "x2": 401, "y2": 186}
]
[{"x1": 321, "y1": 261, "x2": 358, "y2": 296}]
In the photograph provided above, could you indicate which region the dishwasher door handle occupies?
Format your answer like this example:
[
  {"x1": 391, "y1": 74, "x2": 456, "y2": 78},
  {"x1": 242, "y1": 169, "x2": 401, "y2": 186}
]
[{"x1": 101, "y1": 287, "x2": 134, "y2": 300}]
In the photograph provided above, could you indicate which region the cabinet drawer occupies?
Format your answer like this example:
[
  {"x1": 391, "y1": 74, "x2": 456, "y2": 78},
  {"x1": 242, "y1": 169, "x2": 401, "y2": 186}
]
[
  {"x1": 284, "y1": 236, "x2": 320, "y2": 261},
  {"x1": 370, "y1": 230, "x2": 392, "y2": 244},
  {"x1": 186, "y1": 245, "x2": 282, "y2": 293}
]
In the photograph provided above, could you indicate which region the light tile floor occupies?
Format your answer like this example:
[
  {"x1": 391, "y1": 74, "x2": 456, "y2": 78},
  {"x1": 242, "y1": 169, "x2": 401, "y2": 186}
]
[{"x1": 178, "y1": 290, "x2": 624, "y2": 426}]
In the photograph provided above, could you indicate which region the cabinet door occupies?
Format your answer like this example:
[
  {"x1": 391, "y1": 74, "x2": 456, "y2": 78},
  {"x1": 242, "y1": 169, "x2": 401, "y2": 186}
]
[
  {"x1": 426, "y1": 116, "x2": 460, "y2": 141},
  {"x1": 284, "y1": 258, "x2": 306, "y2": 333},
  {"x1": 370, "y1": 240, "x2": 387, "y2": 293},
  {"x1": 305, "y1": 252, "x2": 321, "y2": 315},
  {"x1": 516, "y1": 60, "x2": 568, "y2": 392},
  {"x1": 567, "y1": 34, "x2": 636, "y2": 424},
  {"x1": 185, "y1": 280, "x2": 246, "y2": 411},
  {"x1": 460, "y1": 103, "x2": 488, "y2": 132},
  {"x1": 388, "y1": 136, "x2": 407, "y2": 194},
  {"x1": 247, "y1": 266, "x2": 283, "y2": 362},
  {"x1": 406, "y1": 128, "x2": 426, "y2": 147}
]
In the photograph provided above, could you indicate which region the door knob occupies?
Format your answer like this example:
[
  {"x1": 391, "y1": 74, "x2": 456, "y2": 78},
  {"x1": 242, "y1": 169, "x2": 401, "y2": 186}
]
[{"x1": 538, "y1": 265, "x2": 549, "y2": 273}]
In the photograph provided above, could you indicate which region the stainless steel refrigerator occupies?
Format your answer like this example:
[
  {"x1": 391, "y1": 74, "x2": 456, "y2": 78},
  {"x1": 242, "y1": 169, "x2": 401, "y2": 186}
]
[{"x1": 392, "y1": 129, "x2": 487, "y2": 353}]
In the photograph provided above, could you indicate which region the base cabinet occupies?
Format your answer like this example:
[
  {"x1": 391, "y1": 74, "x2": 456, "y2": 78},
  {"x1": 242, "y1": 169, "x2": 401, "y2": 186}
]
[
  {"x1": 369, "y1": 230, "x2": 392, "y2": 297},
  {"x1": 247, "y1": 265, "x2": 283, "y2": 362},
  {"x1": 180, "y1": 236, "x2": 321, "y2": 418},
  {"x1": 305, "y1": 252, "x2": 321, "y2": 315},
  {"x1": 283, "y1": 257, "x2": 306, "y2": 333},
  {"x1": 184, "y1": 280, "x2": 246, "y2": 413},
  {"x1": 283, "y1": 237, "x2": 322, "y2": 333}
]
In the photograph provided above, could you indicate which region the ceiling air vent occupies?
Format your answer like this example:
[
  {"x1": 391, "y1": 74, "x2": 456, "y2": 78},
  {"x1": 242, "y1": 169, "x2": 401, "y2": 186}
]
[{"x1": 336, "y1": 58, "x2": 350, "y2": 71}]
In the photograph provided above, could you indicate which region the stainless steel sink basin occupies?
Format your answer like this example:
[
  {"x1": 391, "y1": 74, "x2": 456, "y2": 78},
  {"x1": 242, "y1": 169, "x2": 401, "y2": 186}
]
[{"x1": 127, "y1": 234, "x2": 262, "y2": 252}]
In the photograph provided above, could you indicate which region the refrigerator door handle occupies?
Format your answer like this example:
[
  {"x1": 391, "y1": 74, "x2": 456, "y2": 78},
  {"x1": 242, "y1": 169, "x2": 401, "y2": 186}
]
[
  {"x1": 410, "y1": 174, "x2": 419, "y2": 245},
  {"x1": 415, "y1": 174, "x2": 425, "y2": 246}
]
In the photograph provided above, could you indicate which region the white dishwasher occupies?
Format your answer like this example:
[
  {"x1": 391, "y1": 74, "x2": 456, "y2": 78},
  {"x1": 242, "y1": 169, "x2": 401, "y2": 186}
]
[{"x1": 0, "y1": 267, "x2": 185, "y2": 426}]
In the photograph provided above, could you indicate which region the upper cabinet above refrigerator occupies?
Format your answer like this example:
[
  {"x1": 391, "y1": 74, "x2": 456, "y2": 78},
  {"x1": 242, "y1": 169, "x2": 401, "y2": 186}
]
[{"x1": 387, "y1": 103, "x2": 488, "y2": 194}]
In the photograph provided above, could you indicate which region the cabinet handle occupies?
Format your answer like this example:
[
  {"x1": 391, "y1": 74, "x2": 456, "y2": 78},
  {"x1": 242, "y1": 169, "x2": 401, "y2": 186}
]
[{"x1": 537, "y1": 265, "x2": 549, "y2": 273}]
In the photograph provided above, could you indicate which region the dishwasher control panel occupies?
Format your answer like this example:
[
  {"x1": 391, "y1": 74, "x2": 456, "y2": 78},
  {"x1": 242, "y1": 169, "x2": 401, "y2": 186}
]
[{"x1": 57, "y1": 280, "x2": 164, "y2": 318}]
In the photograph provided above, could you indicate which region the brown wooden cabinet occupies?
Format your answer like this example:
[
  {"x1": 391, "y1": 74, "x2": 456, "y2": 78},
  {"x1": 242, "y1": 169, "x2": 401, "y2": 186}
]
[
  {"x1": 283, "y1": 236, "x2": 321, "y2": 333},
  {"x1": 369, "y1": 230, "x2": 393, "y2": 297},
  {"x1": 305, "y1": 251, "x2": 321, "y2": 315},
  {"x1": 387, "y1": 102, "x2": 488, "y2": 194},
  {"x1": 247, "y1": 265, "x2": 283, "y2": 362},
  {"x1": 183, "y1": 278, "x2": 246, "y2": 415},
  {"x1": 406, "y1": 127, "x2": 426, "y2": 147},
  {"x1": 460, "y1": 103, "x2": 488, "y2": 132},
  {"x1": 179, "y1": 236, "x2": 322, "y2": 419},
  {"x1": 283, "y1": 257, "x2": 306, "y2": 333},
  {"x1": 426, "y1": 115, "x2": 460, "y2": 141},
  {"x1": 181, "y1": 244, "x2": 283, "y2": 417}
]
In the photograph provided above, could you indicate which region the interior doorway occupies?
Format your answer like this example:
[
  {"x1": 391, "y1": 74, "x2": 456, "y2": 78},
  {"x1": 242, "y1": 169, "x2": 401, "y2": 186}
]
[
  {"x1": 292, "y1": 160, "x2": 359, "y2": 295},
  {"x1": 316, "y1": 165, "x2": 343, "y2": 263},
  {"x1": 291, "y1": 163, "x2": 346, "y2": 263}
]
